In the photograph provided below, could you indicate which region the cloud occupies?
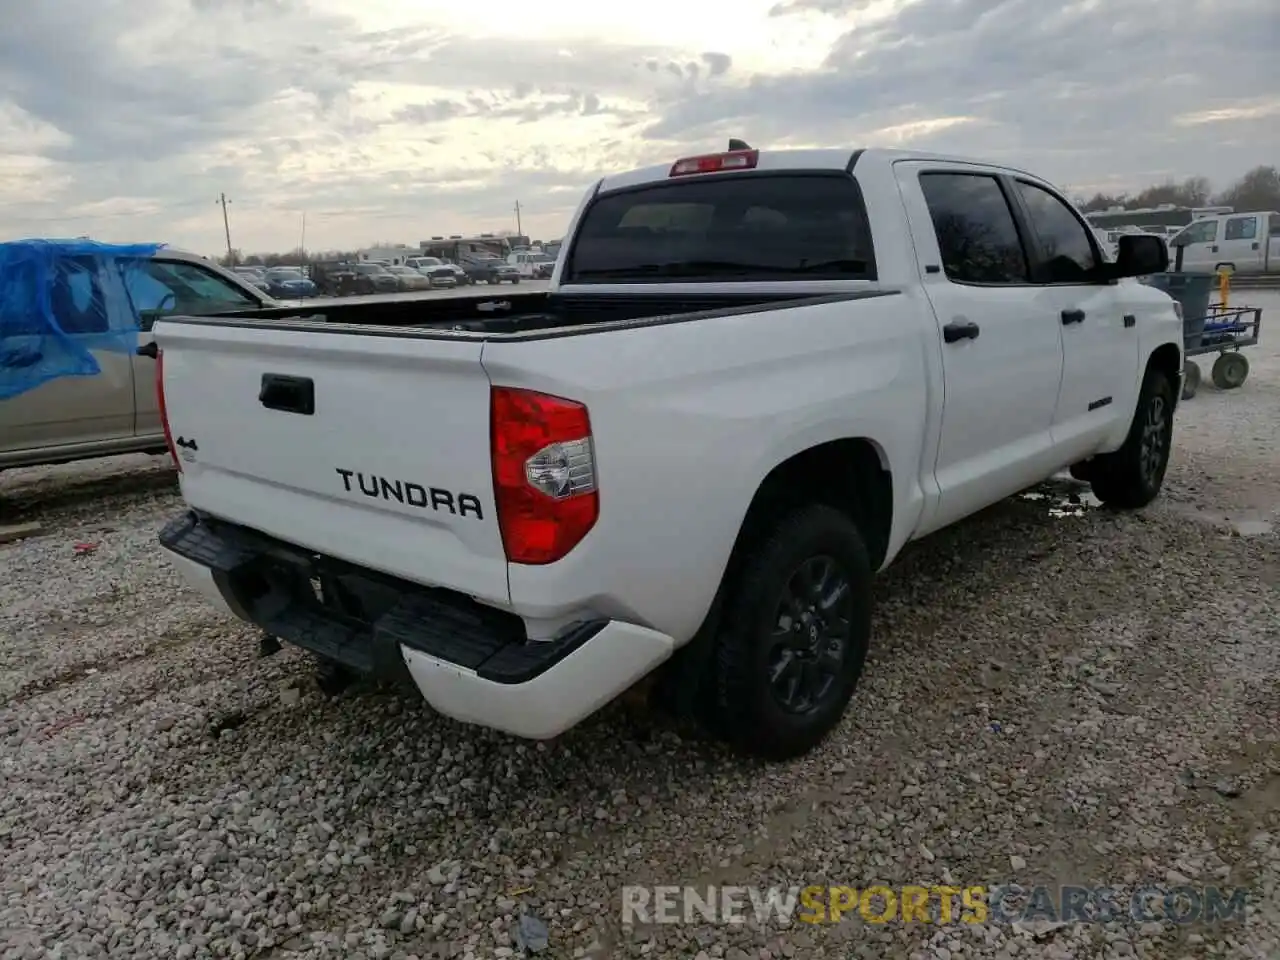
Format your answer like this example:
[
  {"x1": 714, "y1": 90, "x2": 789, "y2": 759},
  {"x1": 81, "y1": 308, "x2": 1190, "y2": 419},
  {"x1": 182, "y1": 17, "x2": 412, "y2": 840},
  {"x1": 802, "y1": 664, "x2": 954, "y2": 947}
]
[
  {"x1": 0, "y1": 0, "x2": 1274, "y2": 253},
  {"x1": 647, "y1": 0, "x2": 1278, "y2": 192},
  {"x1": 768, "y1": 0, "x2": 876, "y2": 16}
]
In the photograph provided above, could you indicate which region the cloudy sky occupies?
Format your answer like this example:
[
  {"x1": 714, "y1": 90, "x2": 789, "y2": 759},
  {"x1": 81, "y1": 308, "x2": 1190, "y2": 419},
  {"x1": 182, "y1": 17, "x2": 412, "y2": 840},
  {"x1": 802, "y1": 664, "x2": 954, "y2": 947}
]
[{"x1": 1, "y1": 0, "x2": 1275, "y2": 256}]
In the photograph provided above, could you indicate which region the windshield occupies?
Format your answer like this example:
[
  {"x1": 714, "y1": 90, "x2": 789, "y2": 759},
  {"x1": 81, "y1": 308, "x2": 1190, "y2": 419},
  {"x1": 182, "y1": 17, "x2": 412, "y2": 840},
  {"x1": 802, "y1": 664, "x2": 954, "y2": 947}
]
[
  {"x1": 355, "y1": 264, "x2": 386, "y2": 274},
  {"x1": 564, "y1": 173, "x2": 877, "y2": 283}
]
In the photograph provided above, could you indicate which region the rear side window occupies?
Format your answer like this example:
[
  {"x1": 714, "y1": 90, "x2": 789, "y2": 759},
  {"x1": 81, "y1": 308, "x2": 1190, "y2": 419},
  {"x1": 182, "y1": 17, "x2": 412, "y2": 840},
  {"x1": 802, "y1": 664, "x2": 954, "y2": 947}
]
[
  {"x1": 919, "y1": 173, "x2": 1029, "y2": 284},
  {"x1": 7, "y1": 256, "x2": 110, "y2": 336},
  {"x1": 1224, "y1": 216, "x2": 1257, "y2": 240},
  {"x1": 564, "y1": 173, "x2": 876, "y2": 283}
]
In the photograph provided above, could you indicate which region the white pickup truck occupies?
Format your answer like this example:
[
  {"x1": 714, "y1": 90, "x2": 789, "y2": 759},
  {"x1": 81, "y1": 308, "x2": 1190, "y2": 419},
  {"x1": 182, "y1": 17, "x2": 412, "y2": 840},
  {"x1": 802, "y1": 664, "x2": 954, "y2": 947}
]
[{"x1": 151, "y1": 145, "x2": 1182, "y2": 759}]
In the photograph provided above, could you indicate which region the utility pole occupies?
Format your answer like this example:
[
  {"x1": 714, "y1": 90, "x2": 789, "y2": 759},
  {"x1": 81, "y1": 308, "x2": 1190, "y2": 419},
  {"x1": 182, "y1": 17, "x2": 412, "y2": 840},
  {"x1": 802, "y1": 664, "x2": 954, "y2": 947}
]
[
  {"x1": 514, "y1": 200, "x2": 523, "y2": 239},
  {"x1": 217, "y1": 193, "x2": 234, "y2": 263},
  {"x1": 299, "y1": 211, "x2": 307, "y2": 253}
]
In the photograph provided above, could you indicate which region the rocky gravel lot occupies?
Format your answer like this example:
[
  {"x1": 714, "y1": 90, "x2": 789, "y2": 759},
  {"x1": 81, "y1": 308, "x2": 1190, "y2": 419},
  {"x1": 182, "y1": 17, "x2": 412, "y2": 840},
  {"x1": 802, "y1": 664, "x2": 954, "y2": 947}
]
[{"x1": 2, "y1": 293, "x2": 1277, "y2": 960}]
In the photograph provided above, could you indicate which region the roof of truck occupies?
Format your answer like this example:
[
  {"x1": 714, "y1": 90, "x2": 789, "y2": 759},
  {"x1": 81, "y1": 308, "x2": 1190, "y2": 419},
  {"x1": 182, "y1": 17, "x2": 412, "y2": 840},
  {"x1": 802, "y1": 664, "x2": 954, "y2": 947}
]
[{"x1": 596, "y1": 146, "x2": 1042, "y2": 194}]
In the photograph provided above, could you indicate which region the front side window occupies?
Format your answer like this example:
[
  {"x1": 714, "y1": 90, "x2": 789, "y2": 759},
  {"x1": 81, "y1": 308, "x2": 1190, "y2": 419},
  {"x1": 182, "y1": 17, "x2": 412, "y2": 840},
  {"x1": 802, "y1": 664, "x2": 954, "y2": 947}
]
[
  {"x1": 1014, "y1": 181, "x2": 1099, "y2": 283},
  {"x1": 918, "y1": 173, "x2": 1029, "y2": 284},
  {"x1": 1224, "y1": 216, "x2": 1257, "y2": 241},
  {"x1": 121, "y1": 259, "x2": 258, "y2": 327},
  {"x1": 565, "y1": 173, "x2": 876, "y2": 283},
  {"x1": 1172, "y1": 220, "x2": 1218, "y2": 246}
]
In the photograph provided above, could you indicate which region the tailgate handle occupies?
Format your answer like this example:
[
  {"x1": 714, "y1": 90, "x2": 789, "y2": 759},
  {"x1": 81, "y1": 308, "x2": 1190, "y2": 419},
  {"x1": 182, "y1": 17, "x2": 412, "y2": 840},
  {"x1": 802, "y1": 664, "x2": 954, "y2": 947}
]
[{"x1": 259, "y1": 374, "x2": 315, "y2": 415}]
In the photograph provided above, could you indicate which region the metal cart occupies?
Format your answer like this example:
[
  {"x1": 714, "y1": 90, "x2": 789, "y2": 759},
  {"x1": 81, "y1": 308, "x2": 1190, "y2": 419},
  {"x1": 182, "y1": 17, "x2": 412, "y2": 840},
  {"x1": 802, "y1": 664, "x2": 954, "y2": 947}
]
[{"x1": 1181, "y1": 304, "x2": 1263, "y2": 400}]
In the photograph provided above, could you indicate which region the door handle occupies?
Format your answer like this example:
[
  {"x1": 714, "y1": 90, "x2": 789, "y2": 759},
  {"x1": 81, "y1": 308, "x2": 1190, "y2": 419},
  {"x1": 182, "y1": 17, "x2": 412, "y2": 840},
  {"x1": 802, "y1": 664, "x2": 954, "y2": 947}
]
[
  {"x1": 1251, "y1": 242, "x2": 1259, "y2": 250},
  {"x1": 942, "y1": 320, "x2": 980, "y2": 343},
  {"x1": 1123, "y1": 314, "x2": 1136, "y2": 329},
  {"x1": 1211, "y1": 245, "x2": 1218, "y2": 253},
  {"x1": 259, "y1": 373, "x2": 315, "y2": 415},
  {"x1": 1061, "y1": 309, "x2": 1086, "y2": 325}
]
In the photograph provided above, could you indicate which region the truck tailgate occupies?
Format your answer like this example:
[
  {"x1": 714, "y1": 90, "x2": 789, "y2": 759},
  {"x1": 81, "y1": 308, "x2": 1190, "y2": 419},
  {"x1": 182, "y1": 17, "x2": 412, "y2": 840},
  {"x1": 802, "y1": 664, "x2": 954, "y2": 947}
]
[{"x1": 155, "y1": 320, "x2": 509, "y2": 606}]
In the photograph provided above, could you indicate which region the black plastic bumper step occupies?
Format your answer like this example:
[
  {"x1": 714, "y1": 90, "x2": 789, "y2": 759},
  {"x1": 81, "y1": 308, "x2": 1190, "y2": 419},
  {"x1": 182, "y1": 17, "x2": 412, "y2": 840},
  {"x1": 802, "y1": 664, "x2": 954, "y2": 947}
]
[{"x1": 160, "y1": 511, "x2": 604, "y2": 684}]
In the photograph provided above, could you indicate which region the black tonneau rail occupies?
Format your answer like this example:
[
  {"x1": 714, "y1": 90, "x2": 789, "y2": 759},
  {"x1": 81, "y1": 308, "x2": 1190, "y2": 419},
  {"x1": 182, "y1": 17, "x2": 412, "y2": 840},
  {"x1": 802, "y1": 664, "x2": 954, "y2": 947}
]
[{"x1": 165, "y1": 288, "x2": 900, "y2": 342}]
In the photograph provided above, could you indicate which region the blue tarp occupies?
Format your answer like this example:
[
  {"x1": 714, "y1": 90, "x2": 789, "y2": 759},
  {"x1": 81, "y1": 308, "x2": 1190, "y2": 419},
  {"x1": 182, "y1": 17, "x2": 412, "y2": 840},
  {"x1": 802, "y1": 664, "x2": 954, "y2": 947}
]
[{"x1": 0, "y1": 238, "x2": 165, "y2": 401}]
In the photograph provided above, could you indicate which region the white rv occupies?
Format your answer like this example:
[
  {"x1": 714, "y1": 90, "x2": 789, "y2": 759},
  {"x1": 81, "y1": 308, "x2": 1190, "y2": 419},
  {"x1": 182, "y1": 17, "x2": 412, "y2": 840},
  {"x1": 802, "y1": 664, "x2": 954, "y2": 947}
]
[{"x1": 357, "y1": 246, "x2": 417, "y2": 266}]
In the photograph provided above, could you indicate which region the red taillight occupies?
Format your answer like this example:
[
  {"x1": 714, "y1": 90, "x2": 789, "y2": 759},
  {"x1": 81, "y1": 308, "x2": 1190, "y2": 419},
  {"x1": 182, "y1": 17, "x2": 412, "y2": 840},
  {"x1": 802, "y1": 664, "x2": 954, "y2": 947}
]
[
  {"x1": 490, "y1": 387, "x2": 598, "y2": 565},
  {"x1": 154, "y1": 349, "x2": 182, "y2": 473},
  {"x1": 669, "y1": 149, "x2": 759, "y2": 177}
]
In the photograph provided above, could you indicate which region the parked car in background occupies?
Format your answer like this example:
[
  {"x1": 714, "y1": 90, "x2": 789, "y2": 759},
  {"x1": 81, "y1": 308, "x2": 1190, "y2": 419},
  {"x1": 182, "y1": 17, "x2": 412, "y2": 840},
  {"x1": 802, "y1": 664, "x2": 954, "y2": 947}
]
[
  {"x1": 351, "y1": 262, "x2": 401, "y2": 293},
  {"x1": 1, "y1": 244, "x2": 275, "y2": 470},
  {"x1": 1168, "y1": 210, "x2": 1280, "y2": 275},
  {"x1": 405, "y1": 256, "x2": 462, "y2": 288},
  {"x1": 461, "y1": 255, "x2": 520, "y2": 284},
  {"x1": 385, "y1": 265, "x2": 433, "y2": 292},
  {"x1": 310, "y1": 261, "x2": 376, "y2": 297},
  {"x1": 264, "y1": 267, "x2": 318, "y2": 299},
  {"x1": 440, "y1": 262, "x2": 470, "y2": 285},
  {"x1": 424, "y1": 267, "x2": 458, "y2": 288},
  {"x1": 233, "y1": 266, "x2": 273, "y2": 293}
]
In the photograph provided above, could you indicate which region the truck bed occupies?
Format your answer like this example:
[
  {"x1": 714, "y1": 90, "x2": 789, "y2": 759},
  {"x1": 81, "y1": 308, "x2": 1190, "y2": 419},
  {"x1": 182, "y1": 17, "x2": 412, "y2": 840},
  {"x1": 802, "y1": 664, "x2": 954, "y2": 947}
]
[
  {"x1": 183, "y1": 288, "x2": 890, "y2": 338},
  {"x1": 151, "y1": 282, "x2": 904, "y2": 617}
]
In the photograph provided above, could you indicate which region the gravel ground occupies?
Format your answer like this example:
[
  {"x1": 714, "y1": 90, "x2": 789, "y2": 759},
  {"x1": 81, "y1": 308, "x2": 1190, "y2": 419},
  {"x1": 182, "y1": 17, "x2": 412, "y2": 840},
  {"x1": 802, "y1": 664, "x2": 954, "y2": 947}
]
[{"x1": 2, "y1": 293, "x2": 1277, "y2": 960}]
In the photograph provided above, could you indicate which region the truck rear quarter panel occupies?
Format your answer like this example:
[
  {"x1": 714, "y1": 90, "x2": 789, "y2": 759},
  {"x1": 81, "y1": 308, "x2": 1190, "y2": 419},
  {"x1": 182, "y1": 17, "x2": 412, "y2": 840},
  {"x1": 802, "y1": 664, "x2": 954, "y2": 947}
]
[{"x1": 481, "y1": 291, "x2": 936, "y2": 644}]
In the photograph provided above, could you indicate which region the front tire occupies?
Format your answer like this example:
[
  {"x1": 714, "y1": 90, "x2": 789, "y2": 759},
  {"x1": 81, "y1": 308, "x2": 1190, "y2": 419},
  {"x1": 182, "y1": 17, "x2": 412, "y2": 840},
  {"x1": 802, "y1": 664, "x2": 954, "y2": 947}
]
[
  {"x1": 712, "y1": 504, "x2": 872, "y2": 760},
  {"x1": 1089, "y1": 367, "x2": 1174, "y2": 509}
]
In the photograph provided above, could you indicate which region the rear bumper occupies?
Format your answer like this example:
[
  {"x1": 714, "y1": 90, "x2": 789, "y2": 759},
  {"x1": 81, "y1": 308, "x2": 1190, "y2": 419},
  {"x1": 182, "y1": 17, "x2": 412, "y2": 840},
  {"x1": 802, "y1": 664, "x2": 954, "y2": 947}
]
[
  {"x1": 159, "y1": 510, "x2": 674, "y2": 739},
  {"x1": 401, "y1": 621, "x2": 673, "y2": 739}
]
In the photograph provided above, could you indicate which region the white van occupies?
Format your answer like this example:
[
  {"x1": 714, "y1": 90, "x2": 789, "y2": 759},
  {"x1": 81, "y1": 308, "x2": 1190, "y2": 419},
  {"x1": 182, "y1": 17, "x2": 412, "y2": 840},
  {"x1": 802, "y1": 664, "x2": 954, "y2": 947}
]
[
  {"x1": 1168, "y1": 211, "x2": 1280, "y2": 275},
  {"x1": 506, "y1": 250, "x2": 556, "y2": 278}
]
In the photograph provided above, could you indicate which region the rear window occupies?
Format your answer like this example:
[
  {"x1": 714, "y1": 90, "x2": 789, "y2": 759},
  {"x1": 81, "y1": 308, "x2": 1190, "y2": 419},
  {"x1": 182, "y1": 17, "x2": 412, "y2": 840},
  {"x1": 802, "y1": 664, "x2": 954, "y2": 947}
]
[{"x1": 564, "y1": 173, "x2": 876, "y2": 283}]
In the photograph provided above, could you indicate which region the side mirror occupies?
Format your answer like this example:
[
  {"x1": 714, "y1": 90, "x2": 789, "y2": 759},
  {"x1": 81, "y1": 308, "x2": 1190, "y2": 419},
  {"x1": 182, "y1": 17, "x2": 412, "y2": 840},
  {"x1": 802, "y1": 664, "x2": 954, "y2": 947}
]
[{"x1": 1110, "y1": 234, "x2": 1168, "y2": 279}]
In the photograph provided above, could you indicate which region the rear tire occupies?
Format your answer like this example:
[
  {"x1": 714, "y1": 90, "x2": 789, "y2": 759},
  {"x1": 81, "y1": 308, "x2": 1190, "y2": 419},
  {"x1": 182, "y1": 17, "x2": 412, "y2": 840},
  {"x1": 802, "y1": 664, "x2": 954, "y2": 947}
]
[
  {"x1": 711, "y1": 504, "x2": 872, "y2": 760},
  {"x1": 1089, "y1": 367, "x2": 1174, "y2": 510}
]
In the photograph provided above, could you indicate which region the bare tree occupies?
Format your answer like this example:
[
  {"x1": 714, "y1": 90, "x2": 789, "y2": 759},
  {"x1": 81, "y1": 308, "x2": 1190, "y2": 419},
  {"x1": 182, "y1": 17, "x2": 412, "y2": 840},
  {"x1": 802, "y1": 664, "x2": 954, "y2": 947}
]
[{"x1": 1214, "y1": 166, "x2": 1280, "y2": 212}]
